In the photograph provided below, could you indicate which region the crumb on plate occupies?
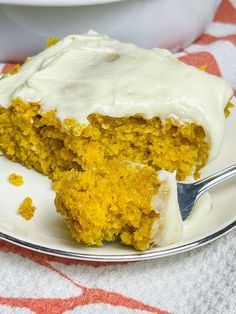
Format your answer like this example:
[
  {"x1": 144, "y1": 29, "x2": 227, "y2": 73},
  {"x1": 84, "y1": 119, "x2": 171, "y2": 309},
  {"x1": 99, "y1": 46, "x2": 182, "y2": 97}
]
[
  {"x1": 18, "y1": 197, "x2": 36, "y2": 220},
  {"x1": 8, "y1": 173, "x2": 24, "y2": 186}
]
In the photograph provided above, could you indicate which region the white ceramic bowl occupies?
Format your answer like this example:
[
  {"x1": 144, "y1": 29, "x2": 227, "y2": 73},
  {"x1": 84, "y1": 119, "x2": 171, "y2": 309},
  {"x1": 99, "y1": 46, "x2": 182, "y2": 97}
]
[{"x1": 0, "y1": 0, "x2": 219, "y2": 62}]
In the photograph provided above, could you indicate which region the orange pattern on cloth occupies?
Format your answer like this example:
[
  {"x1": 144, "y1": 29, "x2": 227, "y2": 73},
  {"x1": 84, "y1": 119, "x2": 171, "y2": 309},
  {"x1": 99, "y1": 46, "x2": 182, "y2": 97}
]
[
  {"x1": 195, "y1": 33, "x2": 236, "y2": 46},
  {"x1": 0, "y1": 241, "x2": 169, "y2": 314},
  {"x1": 214, "y1": 0, "x2": 236, "y2": 23},
  {"x1": 179, "y1": 51, "x2": 221, "y2": 77},
  {"x1": 0, "y1": 1, "x2": 235, "y2": 313}
]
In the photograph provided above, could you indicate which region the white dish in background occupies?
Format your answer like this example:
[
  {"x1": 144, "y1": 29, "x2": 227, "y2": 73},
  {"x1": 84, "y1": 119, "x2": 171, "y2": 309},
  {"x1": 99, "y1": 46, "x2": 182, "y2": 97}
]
[
  {"x1": 0, "y1": 98, "x2": 235, "y2": 262},
  {"x1": 0, "y1": 0, "x2": 220, "y2": 62}
]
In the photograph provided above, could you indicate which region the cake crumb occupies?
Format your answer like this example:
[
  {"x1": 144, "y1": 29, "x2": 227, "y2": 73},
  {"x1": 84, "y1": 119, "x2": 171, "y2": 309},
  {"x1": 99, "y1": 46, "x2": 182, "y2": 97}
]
[
  {"x1": 18, "y1": 197, "x2": 36, "y2": 220},
  {"x1": 46, "y1": 37, "x2": 59, "y2": 47},
  {"x1": 8, "y1": 173, "x2": 24, "y2": 186},
  {"x1": 224, "y1": 101, "x2": 234, "y2": 117},
  {"x1": 199, "y1": 65, "x2": 207, "y2": 71}
]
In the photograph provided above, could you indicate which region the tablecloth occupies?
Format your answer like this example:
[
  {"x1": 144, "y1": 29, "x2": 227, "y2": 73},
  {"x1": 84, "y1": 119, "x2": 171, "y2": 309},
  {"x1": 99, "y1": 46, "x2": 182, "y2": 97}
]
[{"x1": 0, "y1": 0, "x2": 236, "y2": 313}]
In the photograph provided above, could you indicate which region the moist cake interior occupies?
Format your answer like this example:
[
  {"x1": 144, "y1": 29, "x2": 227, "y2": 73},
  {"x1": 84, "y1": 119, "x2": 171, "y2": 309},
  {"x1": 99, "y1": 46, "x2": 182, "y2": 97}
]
[
  {"x1": 0, "y1": 98, "x2": 209, "y2": 188},
  {"x1": 55, "y1": 160, "x2": 160, "y2": 251}
]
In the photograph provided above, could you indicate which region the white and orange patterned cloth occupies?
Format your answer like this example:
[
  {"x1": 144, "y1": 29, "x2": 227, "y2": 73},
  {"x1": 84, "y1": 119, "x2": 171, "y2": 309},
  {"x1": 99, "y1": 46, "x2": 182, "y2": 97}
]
[{"x1": 0, "y1": 1, "x2": 236, "y2": 313}]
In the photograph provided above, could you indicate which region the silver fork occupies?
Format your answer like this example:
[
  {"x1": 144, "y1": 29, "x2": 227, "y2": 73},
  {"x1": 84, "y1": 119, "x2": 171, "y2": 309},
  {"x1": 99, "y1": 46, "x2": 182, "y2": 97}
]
[{"x1": 177, "y1": 164, "x2": 236, "y2": 220}]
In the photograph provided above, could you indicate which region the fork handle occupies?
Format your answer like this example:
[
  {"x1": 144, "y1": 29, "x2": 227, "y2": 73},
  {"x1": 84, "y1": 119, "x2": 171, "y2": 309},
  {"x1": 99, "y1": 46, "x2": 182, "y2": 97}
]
[{"x1": 195, "y1": 164, "x2": 236, "y2": 198}]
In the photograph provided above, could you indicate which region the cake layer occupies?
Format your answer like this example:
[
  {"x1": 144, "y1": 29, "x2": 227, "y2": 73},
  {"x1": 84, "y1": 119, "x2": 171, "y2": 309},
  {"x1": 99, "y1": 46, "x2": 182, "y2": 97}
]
[
  {"x1": 0, "y1": 99, "x2": 209, "y2": 181},
  {"x1": 0, "y1": 31, "x2": 233, "y2": 161}
]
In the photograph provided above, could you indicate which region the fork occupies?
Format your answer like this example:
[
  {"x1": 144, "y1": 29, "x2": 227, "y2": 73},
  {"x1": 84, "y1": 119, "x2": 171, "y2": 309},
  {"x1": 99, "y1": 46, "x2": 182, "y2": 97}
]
[{"x1": 177, "y1": 164, "x2": 236, "y2": 220}]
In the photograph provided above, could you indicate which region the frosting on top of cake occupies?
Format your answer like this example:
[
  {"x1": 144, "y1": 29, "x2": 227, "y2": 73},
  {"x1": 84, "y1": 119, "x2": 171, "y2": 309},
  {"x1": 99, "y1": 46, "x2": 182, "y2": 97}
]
[{"x1": 0, "y1": 31, "x2": 233, "y2": 160}]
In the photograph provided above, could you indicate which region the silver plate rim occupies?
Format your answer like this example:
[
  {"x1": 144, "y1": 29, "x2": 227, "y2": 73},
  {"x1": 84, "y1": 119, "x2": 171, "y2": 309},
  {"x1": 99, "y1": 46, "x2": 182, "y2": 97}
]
[{"x1": 0, "y1": 219, "x2": 235, "y2": 262}]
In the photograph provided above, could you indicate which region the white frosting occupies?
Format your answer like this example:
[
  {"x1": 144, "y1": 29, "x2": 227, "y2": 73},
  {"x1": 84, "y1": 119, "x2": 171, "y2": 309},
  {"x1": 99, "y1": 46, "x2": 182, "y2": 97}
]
[
  {"x1": 0, "y1": 31, "x2": 233, "y2": 160},
  {"x1": 151, "y1": 170, "x2": 183, "y2": 246}
]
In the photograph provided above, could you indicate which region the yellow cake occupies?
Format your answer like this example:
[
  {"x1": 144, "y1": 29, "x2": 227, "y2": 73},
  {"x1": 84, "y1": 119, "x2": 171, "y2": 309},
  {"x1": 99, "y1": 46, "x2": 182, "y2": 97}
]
[
  {"x1": 55, "y1": 160, "x2": 183, "y2": 250},
  {"x1": 0, "y1": 31, "x2": 233, "y2": 250},
  {"x1": 18, "y1": 197, "x2": 36, "y2": 220},
  {"x1": 8, "y1": 173, "x2": 24, "y2": 186}
]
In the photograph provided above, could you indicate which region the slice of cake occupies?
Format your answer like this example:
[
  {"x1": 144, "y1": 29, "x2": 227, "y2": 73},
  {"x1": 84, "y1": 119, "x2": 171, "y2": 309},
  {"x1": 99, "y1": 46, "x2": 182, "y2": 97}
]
[{"x1": 0, "y1": 31, "x2": 233, "y2": 250}]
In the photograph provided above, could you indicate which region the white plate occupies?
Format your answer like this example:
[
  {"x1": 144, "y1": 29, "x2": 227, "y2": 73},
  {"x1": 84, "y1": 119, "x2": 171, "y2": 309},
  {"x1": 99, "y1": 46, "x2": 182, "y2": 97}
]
[{"x1": 0, "y1": 105, "x2": 236, "y2": 262}]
